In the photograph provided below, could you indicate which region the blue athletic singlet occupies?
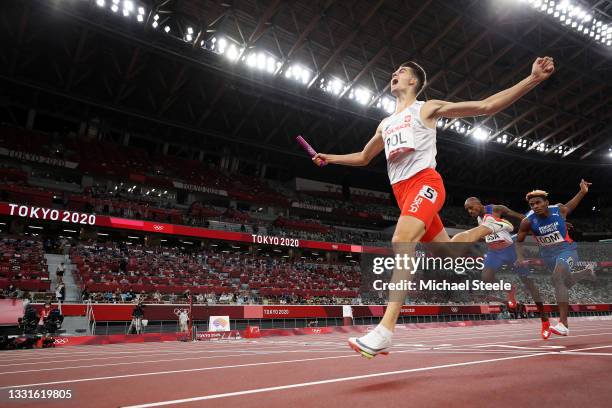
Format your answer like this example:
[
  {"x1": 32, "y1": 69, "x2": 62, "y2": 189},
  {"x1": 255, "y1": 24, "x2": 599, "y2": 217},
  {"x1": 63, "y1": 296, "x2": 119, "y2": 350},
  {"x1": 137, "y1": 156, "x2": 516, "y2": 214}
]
[{"x1": 525, "y1": 205, "x2": 578, "y2": 270}]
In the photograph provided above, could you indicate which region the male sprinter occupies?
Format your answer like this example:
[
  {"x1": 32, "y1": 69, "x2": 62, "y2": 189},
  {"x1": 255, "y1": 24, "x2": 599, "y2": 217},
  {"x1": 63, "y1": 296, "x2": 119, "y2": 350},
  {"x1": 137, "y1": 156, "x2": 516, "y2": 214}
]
[
  {"x1": 464, "y1": 197, "x2": 552, "y2": 339},
  {"x1": 313, "y1": 57, "x2": 555, "y2": 358},
  {"x1": 517, "y1": 180, "x2": 595, "y2": 336}
]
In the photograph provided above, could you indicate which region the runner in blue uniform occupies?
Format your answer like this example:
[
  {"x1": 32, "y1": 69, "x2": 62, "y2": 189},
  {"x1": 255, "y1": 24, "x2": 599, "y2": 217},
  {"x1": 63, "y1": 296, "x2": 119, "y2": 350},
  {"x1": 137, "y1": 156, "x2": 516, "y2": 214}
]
[
  {"x1": 517, "y1": 180, "x2": 595, "y2": 336},
  {"x1": 464, "y1": 198, "x2": 552, "y2": 339}
]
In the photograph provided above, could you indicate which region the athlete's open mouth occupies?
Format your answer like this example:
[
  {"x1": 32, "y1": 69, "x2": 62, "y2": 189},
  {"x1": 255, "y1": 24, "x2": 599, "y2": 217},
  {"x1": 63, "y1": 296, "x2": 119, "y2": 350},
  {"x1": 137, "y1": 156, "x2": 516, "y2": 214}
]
[{"x1": 391, "y1": 78, "x2": 398, "y2": 86}]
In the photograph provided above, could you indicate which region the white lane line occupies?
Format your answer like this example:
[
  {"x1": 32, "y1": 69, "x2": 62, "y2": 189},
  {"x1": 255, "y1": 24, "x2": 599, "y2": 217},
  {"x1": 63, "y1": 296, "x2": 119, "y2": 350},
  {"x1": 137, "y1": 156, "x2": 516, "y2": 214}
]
[
  {"x1": 248, "y1": 326, "x2": 612, "y2": 352},
  {"x1": 558, "y1": 352, "x2": 612, "y2": 356},
  {"x1": 1, "y1": 326, "x2": 610, "y2": 369},
  {"x1": 0, "y1": 350, "x2": 346, "y2": 375},
  {"x1": 0, "y1": 354, "x2": 357, "y2": 389},
  {"x1": 470, "y1": 345, "x2": 565, "y2": 350},
  {"x1": 0, "y1": 349, "x2": 348, "y2": 369},
  {"x1": 0, "y1": 321, "x2": 608, "y2": 367},
  {"x1": 430, "y1": 331, "x2": 612, "y2": 349},
  {"x1": 0, "y1": 344, "x2": 338, "y2": 363},
  {"x1": 121, "y1": 353, "x2": 549, "y2": 408},
  {"x1": 1, "y1": 320, "x2": 608, "y2": 360},
  {"x1": 562, "y1": 345, "x2": 612, "y2": 352}
]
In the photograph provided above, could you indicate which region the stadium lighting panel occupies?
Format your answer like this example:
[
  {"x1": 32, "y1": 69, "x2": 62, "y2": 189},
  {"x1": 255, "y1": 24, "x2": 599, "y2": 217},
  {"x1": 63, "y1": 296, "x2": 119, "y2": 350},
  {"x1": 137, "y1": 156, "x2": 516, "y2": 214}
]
[
  {"x1": 526, "y1": 0, "x2": 610, "y2": 46},
  {"x1": 246, "y1": 52, "x2": 280, "y2": 73},
  {"x1": 496, "y1": 134, "x2": 508, "y2": 144},
  {"x1": 354, "y1": 87, "x2": 372, "y2": 105},
  {"x1": 320, "y1": 77, "x2": 344, "y2": 95},
  {"x1": 246, "y1": 53, "x2": 257, "y2": 68},
  {"x1": 123, "y1": 0, "x2": 134, "y2": 13},
  {"x1": 267, "y1": 57, "x2": 280, "y2": 73},
  {"x1": 256, "y1": 53, "x2": 266, "y2": 70},
  {"x1": 376, "y1": 97, "x2": 396, "y2": 114},
  {"x1": 185, "y1": 27, "x2": 194, "y2": 42},
  {"x1": 285, "y1": 65, "x2": 311, "y2": 84},
  {"x1": 216, "y1": 37, "x2": 227, "y2": 54},
  {"x1": 471, "y1": 127, "x2": 489, "y2": 141},
  {"x1": 96, "y1": 0, "x2": 105, "y2": 7}
]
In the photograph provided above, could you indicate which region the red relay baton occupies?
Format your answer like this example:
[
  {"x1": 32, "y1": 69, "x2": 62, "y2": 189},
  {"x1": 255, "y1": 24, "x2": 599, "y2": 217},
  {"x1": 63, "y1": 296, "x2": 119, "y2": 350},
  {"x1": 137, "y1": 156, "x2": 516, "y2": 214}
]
[{"x1": 296, "y1": 135, "x2": 327, "y2": 166}]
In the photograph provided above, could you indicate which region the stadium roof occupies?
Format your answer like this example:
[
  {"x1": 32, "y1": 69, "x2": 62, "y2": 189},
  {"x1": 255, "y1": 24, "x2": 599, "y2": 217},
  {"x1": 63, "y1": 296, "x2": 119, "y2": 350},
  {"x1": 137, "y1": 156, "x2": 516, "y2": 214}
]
[{"x1": 0, "y1": 0, "x2": 610, "y2": 189}]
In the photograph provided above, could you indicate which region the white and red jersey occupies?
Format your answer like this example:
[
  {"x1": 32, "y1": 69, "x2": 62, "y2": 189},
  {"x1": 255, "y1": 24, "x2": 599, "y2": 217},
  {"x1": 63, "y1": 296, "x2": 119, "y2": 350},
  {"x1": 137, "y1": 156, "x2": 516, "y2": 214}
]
[
  {"x1": 478, "y1": 205, "x2": 514, "y2": 250},
  {"x1": 380, "y1": 100, "x2": 437, "y2": 185}
]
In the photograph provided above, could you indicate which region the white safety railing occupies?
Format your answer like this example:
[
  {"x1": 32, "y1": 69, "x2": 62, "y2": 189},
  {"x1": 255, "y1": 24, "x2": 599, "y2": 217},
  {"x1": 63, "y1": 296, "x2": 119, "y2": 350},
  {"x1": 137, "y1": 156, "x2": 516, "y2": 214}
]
[{"x1": 86, "y1": 299, "x2": 96, "y2": 335}]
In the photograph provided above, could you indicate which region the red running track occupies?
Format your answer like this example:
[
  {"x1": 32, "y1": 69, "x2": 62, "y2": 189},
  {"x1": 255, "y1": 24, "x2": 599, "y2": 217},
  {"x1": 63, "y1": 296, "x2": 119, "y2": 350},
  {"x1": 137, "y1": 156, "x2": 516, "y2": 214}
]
[{"x1": 1, "y1": 318, "x2": 612, "y2": 408}]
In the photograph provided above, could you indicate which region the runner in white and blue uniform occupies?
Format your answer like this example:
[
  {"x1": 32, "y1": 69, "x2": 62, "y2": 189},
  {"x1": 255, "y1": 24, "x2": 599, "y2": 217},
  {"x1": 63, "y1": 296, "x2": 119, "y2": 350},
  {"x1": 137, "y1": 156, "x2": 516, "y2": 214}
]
[
  {"x1": 517, "y1": 180, "x2": 595, "y2": 338},
  {"x1": 464, "y1": 197, "x2": 552, "y2": 339}
]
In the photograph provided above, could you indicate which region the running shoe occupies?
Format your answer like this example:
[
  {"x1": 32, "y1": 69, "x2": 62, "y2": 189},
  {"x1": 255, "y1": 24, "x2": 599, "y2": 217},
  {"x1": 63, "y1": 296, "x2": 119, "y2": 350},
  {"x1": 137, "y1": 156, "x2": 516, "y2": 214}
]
[
  {"x1": 348, "y1": 330, "x2": 391, "y2": 359},
  {"x1": 550, "y1": 321, "x2": 570, "y2": 336},
  {"x1": 482, "y1": 214, "x2": 514, "y2": 234},
  {"x1": 541, "y1": 320, "x2": 551, "y2": 340}
]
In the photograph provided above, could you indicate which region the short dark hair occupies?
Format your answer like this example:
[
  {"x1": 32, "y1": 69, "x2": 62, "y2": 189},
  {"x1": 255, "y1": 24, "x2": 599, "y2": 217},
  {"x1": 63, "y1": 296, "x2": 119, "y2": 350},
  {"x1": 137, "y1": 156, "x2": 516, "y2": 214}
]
[{"x1": 399, "y1": 61, "x2": 427, "y2": 96}]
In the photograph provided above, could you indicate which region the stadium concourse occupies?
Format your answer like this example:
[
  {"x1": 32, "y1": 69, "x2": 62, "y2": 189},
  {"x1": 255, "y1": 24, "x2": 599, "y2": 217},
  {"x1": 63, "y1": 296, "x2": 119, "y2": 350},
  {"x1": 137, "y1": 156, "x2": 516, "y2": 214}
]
[{"x1": 1, "y1": 0, "x2": 612, "y2": 407}]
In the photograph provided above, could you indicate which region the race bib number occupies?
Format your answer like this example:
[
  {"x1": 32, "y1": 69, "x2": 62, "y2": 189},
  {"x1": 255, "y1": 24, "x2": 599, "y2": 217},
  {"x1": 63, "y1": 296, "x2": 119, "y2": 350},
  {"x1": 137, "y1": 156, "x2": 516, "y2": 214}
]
[
  {"x1": 418, "y1": 185, "x2": 438, "y2": 203},
  {"x1": 535, "y1": 231, "x2": 564, "y2": 246},
  {"x1": 485, "y1": 233, "x2": 502, "y2": 243}
]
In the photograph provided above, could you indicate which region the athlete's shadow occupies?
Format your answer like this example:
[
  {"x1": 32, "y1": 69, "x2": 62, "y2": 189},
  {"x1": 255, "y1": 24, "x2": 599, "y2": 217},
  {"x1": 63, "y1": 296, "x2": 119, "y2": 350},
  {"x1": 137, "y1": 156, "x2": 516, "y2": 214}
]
[{"x1": 350, "y1": 379, "x2": 411, "y2": 393}]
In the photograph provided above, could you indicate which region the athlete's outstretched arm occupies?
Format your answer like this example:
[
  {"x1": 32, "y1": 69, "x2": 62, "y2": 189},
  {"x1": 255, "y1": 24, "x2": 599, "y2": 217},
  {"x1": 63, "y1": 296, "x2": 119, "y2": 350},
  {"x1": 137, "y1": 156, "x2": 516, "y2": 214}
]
[
  {"x1": 422, "y1": 57, "x2": 555, "y2": 122},
  {"x1": 312, "y1": 125, "x2": 384, "y2": 167},
  {"x1": 494, "y1": 205, "x2": 525, "y2": 221},
  {"x1": 560, "y1": 179, "x2": 591, "y2": 216}
]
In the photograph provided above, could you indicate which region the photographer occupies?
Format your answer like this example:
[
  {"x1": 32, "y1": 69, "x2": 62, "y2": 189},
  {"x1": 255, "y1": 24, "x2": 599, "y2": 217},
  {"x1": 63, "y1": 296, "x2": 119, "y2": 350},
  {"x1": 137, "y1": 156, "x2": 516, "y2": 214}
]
[
  {"x1": 128, "y1": 301, "x2": 145, "y2": 334},
  {"x1": 44, "y1": 305, "x2": 64, "y2": 335},
  {"x1": 19, "y1": 304, "x2": 39, "y2": 335}
]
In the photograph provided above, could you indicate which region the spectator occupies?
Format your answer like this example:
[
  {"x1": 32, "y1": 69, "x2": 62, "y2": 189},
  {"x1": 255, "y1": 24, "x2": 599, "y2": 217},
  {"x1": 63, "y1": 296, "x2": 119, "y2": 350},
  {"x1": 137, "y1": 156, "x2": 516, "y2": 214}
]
[
  {"x1": 55, "y1": 283, "x2": 66, "y2": 308},
  {"x1": 178, "y1": 310, "x2": 189, "y2": 333},
  {"x1": 56, "y1": 262, "x2": 65, "y2": 285},
  {"x1": 81, "y1": 288, "x2": 90, "y2": 301},
  {"x1": 128, "y1": 301, "x2": 145, "y2": 334}
]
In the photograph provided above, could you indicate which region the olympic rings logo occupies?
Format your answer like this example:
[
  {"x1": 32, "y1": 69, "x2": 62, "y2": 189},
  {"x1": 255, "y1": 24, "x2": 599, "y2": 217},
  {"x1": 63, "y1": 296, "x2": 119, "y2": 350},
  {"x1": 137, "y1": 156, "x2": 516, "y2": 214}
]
[
  {"x1": 153, "y1": 225, "x2": 165, "y2": 231},
  {"x1": 53, "y1": 338, "x2": 69, "y2": 345},
  {"x1": 450, "y1": 307, "x2": 459, "y2": 313},
  {"x1": 173, "y1": 308, "x2": 189, "y2": 316}
]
